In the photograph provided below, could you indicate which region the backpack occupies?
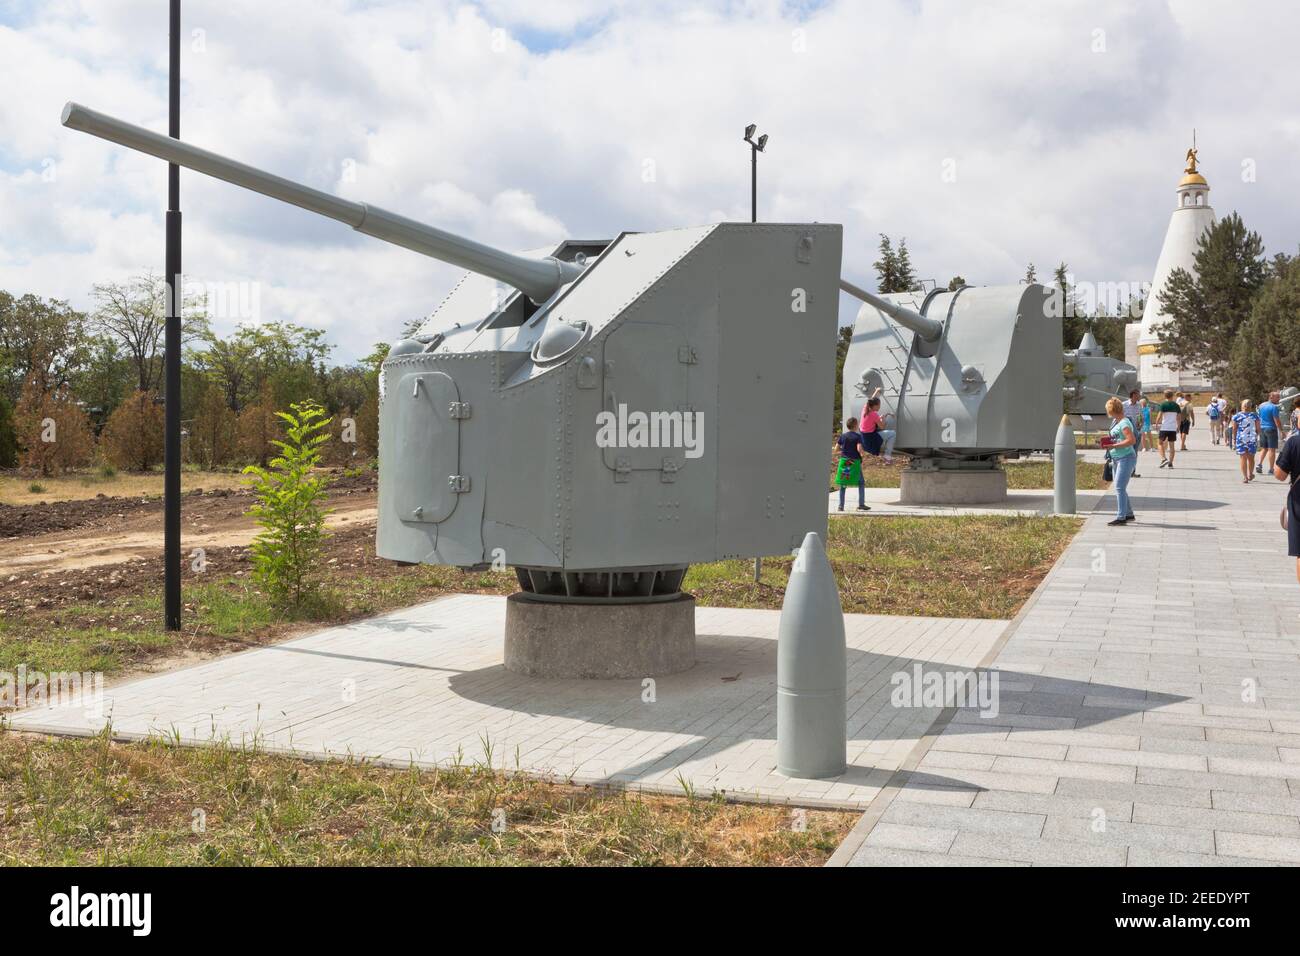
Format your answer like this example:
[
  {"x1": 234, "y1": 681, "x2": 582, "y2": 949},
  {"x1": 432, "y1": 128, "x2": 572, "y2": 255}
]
[{"x1": 1207, "y1": 403, "x2": 1220, "y2": 420}]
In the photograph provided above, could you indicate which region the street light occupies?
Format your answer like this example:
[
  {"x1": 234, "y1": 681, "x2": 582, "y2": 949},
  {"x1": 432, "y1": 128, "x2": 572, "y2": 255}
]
[{"x1": 743, "y1": 124, "x2": 768, "y2": 223}]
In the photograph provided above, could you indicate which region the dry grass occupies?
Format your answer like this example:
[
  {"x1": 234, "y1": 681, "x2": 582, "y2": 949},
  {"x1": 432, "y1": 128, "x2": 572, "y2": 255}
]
[
  {"x1": 687, "y1": 513, "x2": 1080, "y2": 619},
  {"x1": 837, "y1": 456, "x2": 1106, "y2": 491},
  {"x1": 0, "y1": 468, "x2": 247, "y2": 505},
  {"x1": 0, "y1": 730, "x2": 854, "y2": 866}
]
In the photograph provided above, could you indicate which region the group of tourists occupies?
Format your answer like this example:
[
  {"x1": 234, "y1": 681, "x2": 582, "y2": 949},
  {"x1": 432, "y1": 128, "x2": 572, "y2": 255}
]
[
  {"x1": 834, "y1": 387, "x2": 898, "y2": 512},
  {"x1": 1205, "y1": 390, "x2": 1292, "y2": 483},
  {"x1": 1105, "y1": 387, "x2": 1300, "y2": 527}
]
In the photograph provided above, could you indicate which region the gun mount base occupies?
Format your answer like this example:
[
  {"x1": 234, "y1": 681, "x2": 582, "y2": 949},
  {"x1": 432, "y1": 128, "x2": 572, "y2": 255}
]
[
  {"x1": 514, "y1": 566, "x2": 688, "y2": 603},
  {"x1": 899, "y1": 461, "x2": 1008, "y2": 505},
  {"x1": 504, "y1": 592, "x2": 696, "y2": 679}
]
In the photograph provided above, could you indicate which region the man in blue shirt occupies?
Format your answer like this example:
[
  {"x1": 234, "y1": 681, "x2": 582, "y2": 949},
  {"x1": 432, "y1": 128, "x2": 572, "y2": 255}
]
[{"x1": 1257, "y1": 390, "x2": 1284, "y2": 475}]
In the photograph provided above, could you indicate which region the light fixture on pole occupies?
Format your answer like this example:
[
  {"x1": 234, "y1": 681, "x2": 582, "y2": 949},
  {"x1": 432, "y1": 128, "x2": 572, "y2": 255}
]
[{"x1": 743, "y1": 124, "x2": 768, "y2": 223}]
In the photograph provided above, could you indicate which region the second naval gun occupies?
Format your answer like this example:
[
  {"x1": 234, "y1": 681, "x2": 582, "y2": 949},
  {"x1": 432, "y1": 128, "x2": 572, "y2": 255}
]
[
  {"x1": 839, "y1": 280, "x2": 1064, "y2": 503},
  {"x1": 62, "y1": 102, "x2": 843, "y2": 677},
  {"x1": 1063, "y1": 330, "x2": 1140, "y2": 416}
]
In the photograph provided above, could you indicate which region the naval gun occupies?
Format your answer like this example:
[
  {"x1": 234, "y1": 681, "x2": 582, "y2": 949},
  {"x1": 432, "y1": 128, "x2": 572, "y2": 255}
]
[
  {"x1": 839, "y1": 280, "x2": 1064, "y2": 503},
  {"x1": 1063, "y1": 330, "x2": 1140, "y2": 417},
  {"x1": 63, "y1": 102, "x2": 843, "y2": 677}
]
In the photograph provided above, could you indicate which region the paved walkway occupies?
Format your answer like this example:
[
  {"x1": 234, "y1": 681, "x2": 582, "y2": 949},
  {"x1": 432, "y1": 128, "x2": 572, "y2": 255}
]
[
  {"x1": 7, "y1": 597, "x2": 1006, "y2": 810},
  {"x1": 828, "y1": 486, "x2": 1105, "y2": 517},
  {"x1": 836, "y1": 425, "x2": 1300, "y2": 865}
]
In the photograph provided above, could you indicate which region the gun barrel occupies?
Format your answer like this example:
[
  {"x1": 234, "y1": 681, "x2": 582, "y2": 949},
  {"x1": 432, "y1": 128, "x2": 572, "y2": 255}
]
[
  {"x1": 839, "y1": 278, "x2": 945, "y2": 342},
  {"x1": 62, "y1": 102, "x2": 582, "y2": 302}
]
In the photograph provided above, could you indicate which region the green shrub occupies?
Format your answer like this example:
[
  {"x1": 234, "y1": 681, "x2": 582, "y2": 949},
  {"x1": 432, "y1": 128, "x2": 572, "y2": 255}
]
[
  {"x1": 28, "y1": 482, "x2": 45, "y2": 494},
  {"x1": 243, "y1": 401, "x2": 333, "y2": 606}
]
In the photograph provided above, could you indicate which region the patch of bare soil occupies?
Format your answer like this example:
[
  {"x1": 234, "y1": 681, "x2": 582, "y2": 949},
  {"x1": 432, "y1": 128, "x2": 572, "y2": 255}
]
[{"x1": 0, "y1": 469, "x2": 377, "y2": 576}]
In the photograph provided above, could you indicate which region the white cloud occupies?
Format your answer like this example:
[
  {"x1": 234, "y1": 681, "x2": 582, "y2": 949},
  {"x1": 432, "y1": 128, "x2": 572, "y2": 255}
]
[{"x1": 1, "y1": 0, "x2": 1297, "y2": 362}]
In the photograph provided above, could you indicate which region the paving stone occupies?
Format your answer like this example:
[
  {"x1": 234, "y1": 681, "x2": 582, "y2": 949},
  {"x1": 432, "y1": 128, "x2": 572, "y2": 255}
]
[
  {"x1": 1131, "y1": 802, "x2": 1300, "y2": 837},
  {"x1": 863, "y1": 822, "x2": 957, "y2": 853},
  {"x1": 1214, "y1": 831, "x2": 1300, "y2": 863}
]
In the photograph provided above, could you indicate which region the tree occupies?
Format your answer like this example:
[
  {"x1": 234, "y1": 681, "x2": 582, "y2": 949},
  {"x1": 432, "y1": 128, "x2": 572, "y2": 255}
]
[
  {"x1": 75, "y1": 337, "x2": 133, "y2": 430},
  {"x1": 1023, "y1": 263, "x2": 1038, "y2": 284},
  {"x1": 1225, "y1": 256, "x2": 1300, "y2": 402},
  {"x1": 13, "y1": 374, "x2": 95, "y2": 476},
  {"x1": 895, "y1": 239, "x2": 917, "y2": 292},
  {"x1": 947, "y1": 276, "x2": 967, "y2": 291},
  {"x1": 244, "y1": 401, "x2": 334, "y2": 606},
  {"x1": 190, "y1": 385, "x2": 239, "y2": 469},
  {"x1": 0, "y1": 394, "x2": 15, "y2": 467},
  {"x1": 100, "y1": 390, "x2": 165, "y2": 471},
  {"x1": 873, "y1": 235, "x2": 918, "y2": 294},
  {"x1": 90, "y1": 273, "x2": 206, "y2": 394},
  {"x1": 1153, "y1": 212, "x2": 1268, "y2": 384},
  {"x1": 832, "y1": 324, "x2": 854, "y2": 433},
  {"x1": 238, "y1": 386, "x2": 281, "y2": 467},
  {"x1": 873, "y1": 235, "x2": 899, "y2": 294},
  {"x1": 0, "y1": 291, "x2": 91, "y2": 403}
]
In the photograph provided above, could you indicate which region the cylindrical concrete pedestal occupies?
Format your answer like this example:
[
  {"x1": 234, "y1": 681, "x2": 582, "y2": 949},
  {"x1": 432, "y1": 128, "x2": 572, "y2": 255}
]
[
  {"x1": 504, "y1": 592, "x2": 696, "y2": 679},
  {"x1": 899, "y1": 467, "x2": 1008, "y2": 504}
]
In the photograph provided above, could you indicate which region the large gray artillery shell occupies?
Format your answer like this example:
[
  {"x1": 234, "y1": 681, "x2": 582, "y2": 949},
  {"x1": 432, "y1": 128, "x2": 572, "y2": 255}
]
[
  {"x1": 777, "y1": 532, "x2": 847, "y2": 779},
  {"x1": 1054, "y1": 414, "x2": 1077, "y2": 515}
]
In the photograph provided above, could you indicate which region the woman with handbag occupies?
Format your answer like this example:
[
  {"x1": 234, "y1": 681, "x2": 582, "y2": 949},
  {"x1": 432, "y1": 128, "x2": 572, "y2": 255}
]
[
  {"x1": 1101, "y1": 397, "x2": 1138, "y2": 526},
  {"x1": 1273, "y1": 431, "x2": 1300, "y2": 594}
]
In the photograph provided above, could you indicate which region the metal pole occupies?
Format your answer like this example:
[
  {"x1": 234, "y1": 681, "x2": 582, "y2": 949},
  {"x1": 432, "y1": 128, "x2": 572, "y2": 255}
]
[
  {"x1": 164, "y1": 0, "x2": 182, "y2": 631},
  {"x1": 750, "y1": 143, "x2": 757, "y2": 222}
]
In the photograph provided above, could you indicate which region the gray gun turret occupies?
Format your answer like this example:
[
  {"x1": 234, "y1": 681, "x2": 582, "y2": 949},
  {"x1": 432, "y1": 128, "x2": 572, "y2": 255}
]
[
  {"x1": 61, "y1": 102, "x2": 583, "y2": 303},
  {"x1": 62, "y1": 102, "x2": 843, "y2": 590}
]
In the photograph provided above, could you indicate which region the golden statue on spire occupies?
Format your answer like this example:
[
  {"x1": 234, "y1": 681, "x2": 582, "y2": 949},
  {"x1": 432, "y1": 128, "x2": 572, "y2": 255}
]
[{"x1": 1185, "y1": 129, "x2": 1199, "y2": 174}]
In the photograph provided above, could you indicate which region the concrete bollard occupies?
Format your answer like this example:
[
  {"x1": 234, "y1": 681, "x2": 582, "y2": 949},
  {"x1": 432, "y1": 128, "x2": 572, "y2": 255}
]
[
  {"x1": 777, "y1": 532, "x2": 847, "y2": 779},
  {"x1": 1053, "y1": 414, "x2": 1077, "y2": 515}
]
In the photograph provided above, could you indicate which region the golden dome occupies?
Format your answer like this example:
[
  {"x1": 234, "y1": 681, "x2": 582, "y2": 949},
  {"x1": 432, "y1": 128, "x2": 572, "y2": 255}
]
[{"x1": 1179, "y1": 171, "x2": 1208, "y2": 187}]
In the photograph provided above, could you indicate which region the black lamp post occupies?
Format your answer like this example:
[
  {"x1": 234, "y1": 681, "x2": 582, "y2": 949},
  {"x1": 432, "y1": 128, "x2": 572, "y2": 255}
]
[
  {"x1": 164, "y1": 0, "x2": 182, "y2": 630},
  {"x1": 743, "y1": 124, "x2": 768, "y2": 222}
]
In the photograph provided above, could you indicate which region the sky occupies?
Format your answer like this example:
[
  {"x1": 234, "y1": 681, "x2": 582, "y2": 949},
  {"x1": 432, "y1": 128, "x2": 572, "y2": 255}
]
[{"x1": 1, "y1": 0, "x2": 1297, "y2": 364}]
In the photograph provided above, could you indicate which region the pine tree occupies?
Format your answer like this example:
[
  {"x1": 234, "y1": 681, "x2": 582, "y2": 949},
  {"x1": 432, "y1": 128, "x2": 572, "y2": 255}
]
[
  {"x1": 1024, "y1": 262, "x2": 1037, "y2": 284},
  {"x1": 1154, "y1": 212, "x2": 1267, "y2": 383},
  {"x1": 947, "y1": 276, "x2": 967, "y2": 291},
  {"x1": 1225, "y1": 256, "x2": 1300, "y2": 402},
  {"x1": 873, "y1": 235, "x2": 899, "y2": 293},
  {"x1": 895, "y1": 239, "x2": 917, "y2": 292}
]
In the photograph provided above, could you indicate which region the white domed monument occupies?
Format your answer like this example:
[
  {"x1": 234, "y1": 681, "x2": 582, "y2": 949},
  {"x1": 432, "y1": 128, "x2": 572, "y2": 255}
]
[{"x1": 1129, "y1": 139, "x2": 1218, "y2": 392}]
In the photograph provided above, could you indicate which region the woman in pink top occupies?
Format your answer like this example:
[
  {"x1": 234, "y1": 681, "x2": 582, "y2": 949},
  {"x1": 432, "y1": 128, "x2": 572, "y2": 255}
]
[{"x1": 859, "y1": 388, "x2": 898, "y2": 464}]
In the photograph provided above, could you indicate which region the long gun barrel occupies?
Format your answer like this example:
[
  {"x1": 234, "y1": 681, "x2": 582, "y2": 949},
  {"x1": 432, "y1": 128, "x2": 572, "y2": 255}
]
[
  {"x1": 61, "y1": 102, "x2": 583, "y2": 303},
  {"x1": 839, "y1": 278, "x2": 945, "y2": 343}
]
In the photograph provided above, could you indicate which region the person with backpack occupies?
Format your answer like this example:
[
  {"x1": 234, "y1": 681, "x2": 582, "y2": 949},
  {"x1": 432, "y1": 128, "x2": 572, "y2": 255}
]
[
  {"x1": 835, "y1": 418, "x2": 870, "y2": 512},
  {"x1": 1178, "y1": 392, "x2": 1195, "y2": 450},
  {"x1": 1157, "y1": 389, "x2": 1181, "y2": 468},
  {"x1": 1207, "y1": 393, "x2": 1224, "y2": 445}
]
